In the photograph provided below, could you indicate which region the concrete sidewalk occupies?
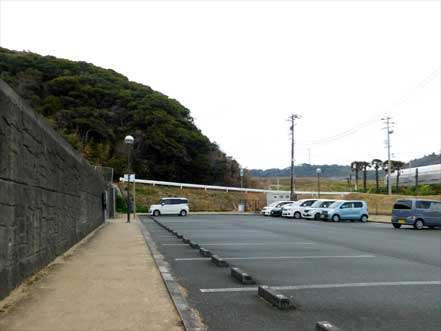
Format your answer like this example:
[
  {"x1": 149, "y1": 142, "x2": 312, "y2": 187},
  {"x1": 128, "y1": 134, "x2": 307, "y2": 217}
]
[
  {"x1": 368, "y1": 214, "x2": 391, "y2": 223},
  {"x1": 0, "y1": 216, "x2": 183, "y2": 331}
]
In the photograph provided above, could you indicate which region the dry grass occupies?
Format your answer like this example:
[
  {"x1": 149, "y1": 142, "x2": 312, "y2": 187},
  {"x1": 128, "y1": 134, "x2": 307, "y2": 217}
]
[
  {"x1": 344, "y1": 192, "x2": 441, "y2": 215},
  {"x1": 123, "y1": 182, "x2": 440, "y2": 215},
  {"x1": 128, "y1": 183, "x2": 267, "y2": 212}
]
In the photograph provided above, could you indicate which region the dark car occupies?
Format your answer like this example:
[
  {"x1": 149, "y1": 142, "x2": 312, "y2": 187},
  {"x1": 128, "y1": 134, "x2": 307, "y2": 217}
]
[
  {"x1": 270, "y1": 202, "x2": 294, "y2": 217},
  {"x1": 270, "y1": 206, "x2": 284, "y2": 217},
  {"x1": 391, "y1": 199, "x2": 441, "y2": 230}
]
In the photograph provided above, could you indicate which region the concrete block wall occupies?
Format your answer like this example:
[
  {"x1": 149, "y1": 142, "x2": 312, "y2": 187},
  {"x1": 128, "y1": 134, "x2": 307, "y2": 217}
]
[{"x1": 0, "y1": 80, "x2": 106, "y2": 299}]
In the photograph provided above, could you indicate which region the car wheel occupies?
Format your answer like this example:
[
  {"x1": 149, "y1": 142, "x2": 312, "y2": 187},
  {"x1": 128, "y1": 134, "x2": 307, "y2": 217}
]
[
  {"x1": 294, "y1": 212, "x2": 301, "y2": 219},
  {"x1": 179, "y1": 210, "x2": 187, "y2": 216},
  {"x1": 392, "y1": 223, "x2": 401, "y2": 229},
  {"x1": 414, "y1": 219, "x2": 424, "y2": 230},
  {"x1": 153, "y1": 210, "x2": 160, "y2": 217},
  {"x1": 332, "y1": 214, "x2": 340, "y2": 222},
  {"x1": 360, "y1": 215, "x2": 368, "y2": 223},
  {"x1": 314, "y1": 213, "x2": 321, "y2": 220}
]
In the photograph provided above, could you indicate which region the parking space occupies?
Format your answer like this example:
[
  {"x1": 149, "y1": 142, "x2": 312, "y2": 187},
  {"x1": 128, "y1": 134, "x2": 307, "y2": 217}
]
[{"x1": 139, "y1": 215, "x2": 441, "y2": 331}]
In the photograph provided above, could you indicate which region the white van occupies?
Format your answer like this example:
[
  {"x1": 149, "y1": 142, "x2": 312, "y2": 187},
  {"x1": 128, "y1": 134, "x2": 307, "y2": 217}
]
[{"x1": 149, "y1": 197, "x2": 189, "y2": 216}]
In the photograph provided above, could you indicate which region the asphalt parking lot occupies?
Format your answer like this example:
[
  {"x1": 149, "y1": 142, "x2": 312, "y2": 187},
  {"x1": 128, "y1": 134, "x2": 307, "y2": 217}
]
[{"x1": 138, "y1": 215, "x2": 441, "y2": 331}]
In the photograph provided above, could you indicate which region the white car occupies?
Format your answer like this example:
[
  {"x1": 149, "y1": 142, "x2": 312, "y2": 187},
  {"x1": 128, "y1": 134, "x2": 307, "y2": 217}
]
[
  {"x1": 282, "y1": 199, "x2": 317, "y2": 219},
  {"x1": 261, "y1": 201, "x2": 292, "y2": 216},
  {"x1": 149, "y1": 197, "x2": 189, "y2": 216},
  {"x1": 281, "y1": 201, "x2": 300, "y2": 216},
  {"x1": 302, "y1": 200, "x2": 336, "y2": 220}
]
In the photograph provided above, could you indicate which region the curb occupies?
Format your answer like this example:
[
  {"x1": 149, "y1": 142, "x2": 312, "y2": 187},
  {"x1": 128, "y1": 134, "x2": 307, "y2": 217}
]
[{"x1": 136, "y1": 215, "x2": 206, "y2": 331}]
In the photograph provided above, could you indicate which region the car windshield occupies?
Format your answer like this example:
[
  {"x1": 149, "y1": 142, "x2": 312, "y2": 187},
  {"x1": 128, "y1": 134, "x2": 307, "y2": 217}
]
[
  {"x1": 276, "y1": 201, "x2": 291, "y2": 207},
  {"x1": 320, "y1": 201, "x2": 335, "y2": 208},
  {"x1": 311, "y1": 200, "x2": 325, "y2": 208},
  {"x1": 328, "y1": 201, "x2": 342, "y2": 208}
]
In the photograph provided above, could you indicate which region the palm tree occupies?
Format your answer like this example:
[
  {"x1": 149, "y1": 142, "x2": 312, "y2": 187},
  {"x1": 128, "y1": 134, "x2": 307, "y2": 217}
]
[
  {"x1": 391, "y1": 160, "x2": 406, "y2": 190},
  {"x1": 350, "y1": 161, "x2": 363, "y2": 192},
  {"x1": 383, "y1": 160, "x2": 405, "y2": 192},
  {"x1": 371, "y1": 159, "x2": 383, "y2": 193},
  {"x1": 360, "y1": 161, "x2": 370, "y2": 192}
]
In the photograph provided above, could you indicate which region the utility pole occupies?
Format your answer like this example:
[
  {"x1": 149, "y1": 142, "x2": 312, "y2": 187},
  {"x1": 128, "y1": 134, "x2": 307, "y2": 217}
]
[
  {"x1": 381, "y1": 117, "x2": 394, "y2": 195},
  {"x1": 290, "y1": 114, "x2": 301, "y2": 200},
  {"x1": 308, "y1": 148, "x2": 311, "y2": 165}
]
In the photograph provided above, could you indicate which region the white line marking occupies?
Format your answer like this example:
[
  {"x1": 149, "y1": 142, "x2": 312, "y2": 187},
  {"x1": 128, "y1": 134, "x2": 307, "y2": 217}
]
[
  {"x1": 175, "y1": 254, "x2": 375, "y2": 261},
  {"x1": 163, "y1": 242, "x2": 315, "y2": 246},
  {"x1": 200, "y1": 281, "x2": 441, "y2": 293}
]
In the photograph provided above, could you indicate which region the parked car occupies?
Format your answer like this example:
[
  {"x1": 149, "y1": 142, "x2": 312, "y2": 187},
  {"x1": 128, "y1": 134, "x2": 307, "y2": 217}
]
[
  {"x1": 261, "y1": 201, "x2": 293, "y2": 216},
  {"x1": 270, "y1": 201, "x2": 296, "y2": 217},
  {"x1": 149, "y1": 197, "x2": 189, "y2": 216},
  {"x1": 320, "y1": 200, "x2": 368, "y2": 222},
  {"x1": 282, "y1": 199, "x2": 317, "y2": 219},
  {"x1": 391, "y1": 199, "x2": 441, "y2": 230},
  {"x1": 302, "y1": 200, "x2": 336, "y2": 220}
]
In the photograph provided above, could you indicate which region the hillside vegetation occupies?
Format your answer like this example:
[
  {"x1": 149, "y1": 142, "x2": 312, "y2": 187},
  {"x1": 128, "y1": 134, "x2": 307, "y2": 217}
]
[{"x1": 0, "y1": 47, "x2": 246, "y2": 186}]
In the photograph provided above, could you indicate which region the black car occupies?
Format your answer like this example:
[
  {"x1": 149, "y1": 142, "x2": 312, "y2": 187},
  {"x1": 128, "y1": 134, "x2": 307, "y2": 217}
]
[{"x1": 270, "y1": 206, "x2": 284, "y2": 217}]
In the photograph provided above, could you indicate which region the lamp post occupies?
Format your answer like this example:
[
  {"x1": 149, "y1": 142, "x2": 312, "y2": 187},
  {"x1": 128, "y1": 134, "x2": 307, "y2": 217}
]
[
  {"x1": 316, "y1": 168, "x2": 321, "y2": 198},
  {"x1": 124, "y1": 135, "x2": 134, "y2": 223}
]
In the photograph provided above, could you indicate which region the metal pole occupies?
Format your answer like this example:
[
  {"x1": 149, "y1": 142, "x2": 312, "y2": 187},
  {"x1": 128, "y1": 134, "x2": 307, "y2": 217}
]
[
  {"x1": 133, "y1": 177, "x2": 136, "y2": 216},
  {"x1": 386, "y1": 118, "x2": 392, "y2": 195},
  {"x1": 415, "y1": 168, "x2": 419, "y2": 196},
  {"x1": 127, "y1": 146, "x2": 131, "y2": 223},
  {"x1": 317, "y1": 172, "x2": 321, "y2": 198},
  {"x1": 290, "y1": 115, "x2": 296, "y2": 200}
]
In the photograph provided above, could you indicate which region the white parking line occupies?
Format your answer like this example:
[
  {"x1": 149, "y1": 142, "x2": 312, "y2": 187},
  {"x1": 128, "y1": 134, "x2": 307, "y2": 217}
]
[
  {"x1": 175, "y1": 254, "x2": 375, "y2": 261},
  {"x1": 163, "y1": 242, "x2": 315, "y2": 247},
  {"x1": 200, "y1": 281, "x2": 441, "y2": 293}
]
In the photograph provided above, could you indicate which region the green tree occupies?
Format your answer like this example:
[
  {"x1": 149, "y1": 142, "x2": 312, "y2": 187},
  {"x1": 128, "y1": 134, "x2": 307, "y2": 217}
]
[{"x1": 0, "y1": 47, "x2": 242, "y2": 186}]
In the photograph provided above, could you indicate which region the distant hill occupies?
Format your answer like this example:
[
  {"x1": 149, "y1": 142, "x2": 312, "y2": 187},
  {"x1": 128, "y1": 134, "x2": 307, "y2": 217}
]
[
  {"x1": 250, "y1": 164, "x2": 351, "y2": 178},
  {"x1": 0, "y1": 47, "x2": 243, "y2": 186},
  {"x1": 251, "y1": 153, "x2": 441, "y2": 179},
  {"x1": 408, "y1": 153, "x2": 441, "y2": 168}
]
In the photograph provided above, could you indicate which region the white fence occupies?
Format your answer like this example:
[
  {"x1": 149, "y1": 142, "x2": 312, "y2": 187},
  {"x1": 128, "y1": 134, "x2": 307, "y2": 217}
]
[
  {"x1": 119, "y1": 177, "x2": 350, "y2": 196},
  {"x1": 385, "y1": 164, "x2": 441, "y2": 187}
]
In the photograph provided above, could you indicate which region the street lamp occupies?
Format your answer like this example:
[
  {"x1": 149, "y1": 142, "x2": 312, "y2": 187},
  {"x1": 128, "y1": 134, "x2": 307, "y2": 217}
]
[
  {"x1": 124, "y1": 135, "x2": 134, "y2": 223},
  {"x1": 316, "y1": 168, "x2": 322, "y2": 198}
]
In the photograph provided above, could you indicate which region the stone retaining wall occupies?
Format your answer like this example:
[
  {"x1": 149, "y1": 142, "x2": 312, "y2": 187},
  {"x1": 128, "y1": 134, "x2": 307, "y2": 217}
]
[{"x1": 0, "y1": 80, "x2": 106, "y2": 299}]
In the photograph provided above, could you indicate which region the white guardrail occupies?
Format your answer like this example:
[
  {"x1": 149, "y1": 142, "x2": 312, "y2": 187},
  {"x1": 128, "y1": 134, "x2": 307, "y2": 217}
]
[{"x1": 119, "y1": 177, "x2": 350, "y2": 196}]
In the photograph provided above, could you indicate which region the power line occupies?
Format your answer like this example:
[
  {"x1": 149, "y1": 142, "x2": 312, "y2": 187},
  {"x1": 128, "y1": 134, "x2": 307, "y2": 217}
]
[{"x1": 296, "y1": 68, "x2": 440, "y2": 146}]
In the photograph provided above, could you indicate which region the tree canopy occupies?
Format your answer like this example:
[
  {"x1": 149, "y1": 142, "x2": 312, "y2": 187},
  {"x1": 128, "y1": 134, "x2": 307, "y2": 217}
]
[{"x1": 0, "y1": 47, "x2": 242, "y2": 185}]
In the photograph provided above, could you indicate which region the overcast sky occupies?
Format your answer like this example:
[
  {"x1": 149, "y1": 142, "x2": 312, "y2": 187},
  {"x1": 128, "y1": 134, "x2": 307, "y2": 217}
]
[{"x1": 1, "y1": 0, "x2": 440, "y2": 169}]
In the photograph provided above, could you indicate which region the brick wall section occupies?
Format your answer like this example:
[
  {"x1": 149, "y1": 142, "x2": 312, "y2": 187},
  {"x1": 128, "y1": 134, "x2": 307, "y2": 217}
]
[{"x1": 0, "y1": 80, "x2": 105, "y2": 299}]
